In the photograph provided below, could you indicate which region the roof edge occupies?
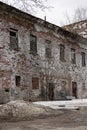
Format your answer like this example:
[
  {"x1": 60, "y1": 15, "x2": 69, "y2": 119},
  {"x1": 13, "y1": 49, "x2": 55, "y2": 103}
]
[{"x1": 0, "y1": 1, "x2": 87, "y2": 44}]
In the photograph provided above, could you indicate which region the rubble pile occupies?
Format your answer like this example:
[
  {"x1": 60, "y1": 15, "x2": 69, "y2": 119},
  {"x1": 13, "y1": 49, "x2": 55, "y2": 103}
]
[
  {"x1": 0, "y1": 100, "x2": 46, "y2": 121},
  {"x1": 0, "y1": 100, "x2": 62, "y2": 121}
]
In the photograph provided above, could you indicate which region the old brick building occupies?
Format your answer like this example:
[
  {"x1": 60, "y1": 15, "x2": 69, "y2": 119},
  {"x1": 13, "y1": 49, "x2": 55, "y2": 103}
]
[{"x1": 0, "y1": 2, "x2": 87, "y2": 103}]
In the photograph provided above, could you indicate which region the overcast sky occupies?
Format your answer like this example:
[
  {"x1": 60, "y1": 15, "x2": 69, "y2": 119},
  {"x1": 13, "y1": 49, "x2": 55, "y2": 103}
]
[
  {"x1": 36, "y1": 0, "x2": 87, "y2": 26},
  {"x1": 1, "y1": 0, "x2": 87, "y2": 26}
]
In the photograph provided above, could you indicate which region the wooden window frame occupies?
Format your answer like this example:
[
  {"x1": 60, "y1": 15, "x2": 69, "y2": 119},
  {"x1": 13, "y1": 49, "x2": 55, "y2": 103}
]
[
  {"x1": 30, "y1": 34, "x2": 37, "y2": 55},
  {"x1": 32, "y1": 77, "x2": 39, "y2": 89},
  {"x1": 10, "y1": 28, "x2": 18, "y2": 50},
  {"x1": 15, "y1": 76, "x2": 21, "y2": 87},
  {"x1": 71, "y1": 48, "x2": 76, "y2": 64},
  {"x1": 45, "y1": 40, "x2": 52, "y2": 58},
  {"x1": 60, "y1": 44, "x2": 65, "y2": 61},
  {"x1": 82, "y1": 83, "x2": 85, "y2": 91},
  {"x1": 81, "y1": 52, "x2": 86, "y2": 67}
]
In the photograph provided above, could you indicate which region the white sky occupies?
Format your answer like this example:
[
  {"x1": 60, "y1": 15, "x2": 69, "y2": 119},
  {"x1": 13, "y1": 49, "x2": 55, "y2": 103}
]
[
  {"x1": 1, "y1": 0, "x2": 87, "y2": 26},
  {"x1": 35, "y1": 0, "x2": 87, "y2": 26}
]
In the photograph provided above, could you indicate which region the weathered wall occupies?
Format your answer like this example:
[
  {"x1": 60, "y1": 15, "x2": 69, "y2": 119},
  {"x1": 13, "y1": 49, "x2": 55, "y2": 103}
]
[{"x1": 0, "y1": 6, "x2": 87, "y2": 103}]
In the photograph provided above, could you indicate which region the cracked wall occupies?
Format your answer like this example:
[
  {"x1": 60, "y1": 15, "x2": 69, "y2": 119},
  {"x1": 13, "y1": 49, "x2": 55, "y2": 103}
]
[{"x1": 0, "y1": 6, "x2": 87, "y2": 103}]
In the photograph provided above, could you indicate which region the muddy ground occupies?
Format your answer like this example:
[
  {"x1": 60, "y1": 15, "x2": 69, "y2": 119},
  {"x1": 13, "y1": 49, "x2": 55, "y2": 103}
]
[{"x1": 0, "y1": 107, "x2": 87, "y2": 130}]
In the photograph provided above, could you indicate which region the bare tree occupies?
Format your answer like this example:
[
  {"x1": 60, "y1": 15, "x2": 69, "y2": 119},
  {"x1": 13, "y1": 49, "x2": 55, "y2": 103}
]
[
  {"x1": 63, "y1": 11, "x2": 72, "y2": 25},
  {"x1": 1, "y1": 0, "x2": 49, "y2": 14},
  {"x1": 73, "y1": 7, "x2": 87, "y2": 22},
  {"x1": 63, "y1": 7, "x2": 87, "y2": 25}
]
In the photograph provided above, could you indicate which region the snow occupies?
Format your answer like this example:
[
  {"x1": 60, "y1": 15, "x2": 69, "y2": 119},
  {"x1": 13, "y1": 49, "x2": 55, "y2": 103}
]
[
  {"x1": 79, "y1": 32, "x2": 86, "y2": 35},
  {"x1": 0, "y1": 100, "x2": 47, "y2": 120},
  {"x1": 0, "y1": 100, "x2": 63, "y2": 121},
  {"x1": 82, "y1": 23, "x2": 87, "y2": 27},
  {"x1": 73, "y1": 26, "x2": 78, "y2": 29},
  {"x1": 33, "y1": 99, "x2": 87, "y2": 109}
]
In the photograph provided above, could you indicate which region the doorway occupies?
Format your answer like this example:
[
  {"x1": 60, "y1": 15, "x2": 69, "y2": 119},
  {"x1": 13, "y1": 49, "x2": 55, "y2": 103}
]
[
  {"x1": 72, "y1": 82, "x2": 77, "y2": 98},
  {"x1": 48, "y1": 83, "x2": 54, "y2": 101}
]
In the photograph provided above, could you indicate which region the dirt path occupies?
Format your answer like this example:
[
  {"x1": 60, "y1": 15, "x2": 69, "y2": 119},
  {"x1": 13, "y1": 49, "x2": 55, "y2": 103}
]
[{"x1": 0, "y1": 108, "x2": 87, "y2": 130}]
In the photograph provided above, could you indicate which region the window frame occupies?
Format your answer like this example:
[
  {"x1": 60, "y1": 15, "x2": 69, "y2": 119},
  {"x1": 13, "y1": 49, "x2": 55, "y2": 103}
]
[
  {"x1": 82, "y1": 83, "x2": 85, "y2": 91},
  {"x1": 15, "y1": 76, "x2": 21, "y2": 87},
  {"x1": 32, "y1": 77, "x2": 39, "y2": 90},
  {"x1": 30, "y1": 34, "x2": 37, "y2": 55},
  {"x1": 10, "y1": 28, "x2": 18, "y2": 50},
  {"x1": 71, "y1": 48, "x2": 76, "y2": 64},
  {"x1": 45, "y1": 40, "x2": 52, "y2": 58},
  {"x1": 81, "y1": 52, "x2": 86, "y2": 67},
  {"x1": 60, "y1": 44, "x2": 65, "y2": 62}
]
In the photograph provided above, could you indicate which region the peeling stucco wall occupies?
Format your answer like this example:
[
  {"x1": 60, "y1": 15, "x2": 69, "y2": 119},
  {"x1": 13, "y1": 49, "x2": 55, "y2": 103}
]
[{"x1": 0, "y1": 3, "x2": 87, "y2": 103}]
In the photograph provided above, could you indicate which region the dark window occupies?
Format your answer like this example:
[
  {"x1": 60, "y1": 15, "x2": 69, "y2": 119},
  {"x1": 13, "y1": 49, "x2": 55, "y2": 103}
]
[
  {"x1": 15, "y1": 76, "x2": 21, "y2": 86},
  {"x1": 45, "y1": 40, "x2": 52, "y2": 58},
  {"x1": 60, "y1": 44, "x2": 65, "y2": 61},
  {"x1": 81, "y1": 52, "x2": 86, "y2": 67},
  {"x1": 82, "y1": 83, "x2": 85, "y2": 91},
  {"x1": 48, "y1": 82, "x2": 54, "y2": 101},
  {"x1": 32, "y1": 77, "x2": 39, "y2": 89},
  {"x1": 72, "y1": 82, "x2": 77, "y2": 98},
  {"x1": 10, "y1": 29, "x2": 18, "y2": 50},
  {"x1": 4, "y1": 88, "x2": 9, "y2": 92},
  {"x1": 71, "y1": 48, "x2": 76, "y2": 64},
  {"x1": 30, "y1": 34, "x2": 37, "y2": 55}
]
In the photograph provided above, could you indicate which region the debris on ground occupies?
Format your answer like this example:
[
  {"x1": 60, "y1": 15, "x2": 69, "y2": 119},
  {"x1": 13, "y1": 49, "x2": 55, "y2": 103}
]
[{"x1": 0, "y1": 100, "x2": 63, "y2": 121}]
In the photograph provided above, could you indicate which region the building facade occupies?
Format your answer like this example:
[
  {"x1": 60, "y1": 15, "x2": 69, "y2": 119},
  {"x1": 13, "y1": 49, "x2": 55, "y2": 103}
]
[{"x1": 0, "y1": 2, "x2": 87, "y2": 103}]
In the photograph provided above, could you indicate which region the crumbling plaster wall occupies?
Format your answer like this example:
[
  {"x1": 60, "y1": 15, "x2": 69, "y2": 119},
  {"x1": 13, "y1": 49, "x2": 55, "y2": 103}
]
[
  {"x1": 0, "y1": 12, "x2": 42, "y2": 102},
  {"x1": 36, "y1": 26, "x2": 87, "y2": 100},
  {"x1": 0, "y1": 9, "x2": 87, "y2": 103}
]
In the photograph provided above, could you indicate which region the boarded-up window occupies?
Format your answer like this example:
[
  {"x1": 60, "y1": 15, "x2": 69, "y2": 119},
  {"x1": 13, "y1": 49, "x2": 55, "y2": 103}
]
[
  {"x1": 10, "y1": 29, "x2": 18, "y2": 50},
  {"x1": 45, "y1": 40, "x2": 51, "y2": 58},
  {"x1": 81, "y1": 52, "x2": 86, "y2": 67},
  {"x1": 30, "y1": 34, "x2": 37, "y2": 55},
  {"x1": 15, "y1": 76, "x2": 21, "y2": 86},
  {"x1": 32, "y1": 77, "x2": 39, "y2": 89},
  {"x1": 71, "y1": 48, "x2": 76, "y2": 64},
  {"x1": 60, "y1": 44, "x2": 65, "y2": 61}
]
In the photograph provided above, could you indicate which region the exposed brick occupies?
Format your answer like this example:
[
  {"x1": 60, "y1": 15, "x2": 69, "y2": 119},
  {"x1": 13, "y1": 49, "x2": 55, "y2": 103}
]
[{"x1": 0, "y1": 2, "x2": 87, "y2": 103}]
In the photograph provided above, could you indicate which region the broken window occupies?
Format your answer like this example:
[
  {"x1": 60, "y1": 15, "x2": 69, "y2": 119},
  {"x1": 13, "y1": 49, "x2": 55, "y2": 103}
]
[
  {"x1": 15, "y1": 76, "x2": 21, "y2": 86},
  {"x1": 60, "y1": 44, "x2": 65, "y2": 61},
  {"x1": 32, "y1": 77, "x2": 39, "y2": 89},
  {"x1": 71, "y1": 48, "x2": 76, "y2": 64},
  {"x1": 81, "y1": 52, "x2": 86, "y2": 67},
  {"x1": 10, "y1": 29, "x2": 18, "y2": 50},
  {"x1": 30, "y1": 34, "x2": 37, "y2": 55},
  {"x1": 45, "y1": 40, "x2": 52, "y2": 58}
]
